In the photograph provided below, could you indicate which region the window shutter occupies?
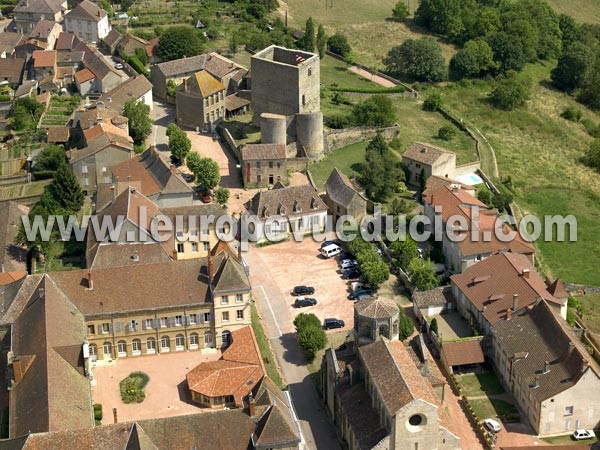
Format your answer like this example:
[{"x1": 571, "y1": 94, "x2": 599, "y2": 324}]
[
  {"x1": 184, "y1": 315, "x2": 190, "y2": 326},
  {"x1": 142, "y1": 320, "x2": 147, "y2": 330},
  {"x1": 116, "y1": 322, "x2": 124, "y2": 333},
  {"x1": 135, "y1": 320, "x2": 140, "y2": 331},
  {"x1": 168, "y1": 317, "x2": 176, "y2": 327},
  {"x1": 153, "y1": 318, "x2": 160, "y2": 329},
  {"x1": 108, "y1": 323, "x2": 113, "y2": 333}
]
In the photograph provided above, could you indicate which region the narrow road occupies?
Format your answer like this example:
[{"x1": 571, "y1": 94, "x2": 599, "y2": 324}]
[
  {"x1": 151, "y1": 99, "x2": 175, "y2": 155},
  {"x1": 348, "y1": 66, "x2": 396, "y2": 88}
]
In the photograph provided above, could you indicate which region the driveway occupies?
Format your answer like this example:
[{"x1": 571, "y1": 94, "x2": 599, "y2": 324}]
[
  {"x1": 245, "y1": 238, "x2": 352, "y2": 449},
  {"x1": 152, "y1": 99, "x2": 175, "y2": 155}
]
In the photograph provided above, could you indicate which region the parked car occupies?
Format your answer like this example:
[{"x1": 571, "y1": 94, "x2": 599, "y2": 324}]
[
  {"x1": 573, "y1": 430, "x2": 595, "y2": 440},
  {"x1": 182, "y1": 173, "x2": 195, "y2": 182},
  {"x1": 321, "y1": 243, "x2": 342, "y2": 258},
  {"x1": 115, "y1": 63, "x2": 124, "y2": 70},
  {"x1": 483, "y1": 418, "x2": 501, "y2": 433},
  {"x1": 339, "y1": 251, "x2": 353, "y2": 260},
  {"x1": 350, "y1": 282, "x2": 369, "y2": 291},
  {"x1": 294, "y1": 297, "x2": 317, "y2": 308},
  {"x1": 340, "y1": 259, "x2": 358, "y2": 270},
  {"x1": 348, "y1": 288, "x2": 372, "y2": 300},
  {"x1": 292, "y1": 286, "x2": 315, "y2": 296},
  {"x1": 200, "y1": 192, "x2": 212, "y2": 203},
  {"x1": 170, "y1": 154, "x2": 181, "y2": 166},
  {"x1": 324, "y1": 318, "x2": 345, "y2": 329},
  {"x1": 342, "y1": 268, "x2": 361, "y2": 279},
  {"x1": 321, "y1": 240, "x2": 337, "y2": 248}
]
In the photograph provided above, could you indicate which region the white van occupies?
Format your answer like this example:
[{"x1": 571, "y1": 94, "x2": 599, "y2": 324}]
[{"x1": 321, "y1": 243, "x2": 342, "y2": 258}]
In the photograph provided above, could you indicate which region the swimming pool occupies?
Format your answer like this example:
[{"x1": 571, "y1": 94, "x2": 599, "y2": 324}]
[{"x1": 455, "y1": 172, "x2": 483, "y2": 185}]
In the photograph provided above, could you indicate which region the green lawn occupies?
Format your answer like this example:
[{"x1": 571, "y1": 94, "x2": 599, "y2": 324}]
[
  {"x1": 251, "y1": 303, "x2": 285, "y2": 389},
  {"x1": 542, "y1": 433, "x2": 599, "y2": 445},
  {"x1": 545, "y1": 0, "x2": 600, "y2": 24},
  {"x1": 469, "y1": 398, "x2": 519, "y2": 421},
  {"x1": 438, "y1": 61, "x2": 600, "y2": 285},
  {"x1": 459, "y1": 372, "x2": 505, "y2": 397},
  {"x1": 309, "y1": 141, "x2": 368, "y2": 190},
  {"x1": 320, "y1": 56, "x2": 381, "y2": 90},
  {"x1": 221, "y1": 113, "x2": 261, "y2": 146},
  {"x1": 575, "y1": 294, "x2": 600, "y2": 334}
]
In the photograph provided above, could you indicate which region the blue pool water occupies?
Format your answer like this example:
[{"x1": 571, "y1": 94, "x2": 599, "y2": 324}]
[{"x1": 455, "y1": 173, "x2": 484, "y2": 185}]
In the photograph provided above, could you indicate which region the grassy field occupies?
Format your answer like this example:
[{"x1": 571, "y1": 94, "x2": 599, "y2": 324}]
[
  {"x1": 545, "y1": 0, "x2": 600, "y2": 24},
  {"x1": 542, "y1": 433, "x2": 598, "y2": 445},
  {"x1": 459, "y1": 372, "x2": 505, "y2": 396},
  {"x1": 310, "y1": 141, "x2": 367, "y2": 190},
  {"x1": 320, "y1": 56, "x2": 380, "y2": 90},
  {"x1": 469, "y1": 398, "x2": 518, "y2": 421},
  {"x1": 437, "y1": 61, "x2": 600, "y2": 285},
  {"x1": 574, "y1": 294, "x2": 600, "y2": 334},
  {"x1": 251, "y1": 303, "x2": 285, "y2": 389}
]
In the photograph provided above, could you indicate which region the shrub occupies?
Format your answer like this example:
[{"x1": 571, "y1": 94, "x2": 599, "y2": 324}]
[
  {"x1": 489, "y1": 71, "x2": 531, "y2": 111},
  {"x1": 93, "y1": 403, "x2": 103, "y2": 421},
  {"x1": 430, "y1": 317, "x2": 438, "y2": 335},
  {"x1": 352, "y1": 95, "x2": 396, "y2": 127},
  {"x1": 423, "y1": 91, "x2": 443, "y2": 111},
  {"x1": 325, "y1": 114, "x2": 351, "y2": 129},
  {"x1": 581, "y1": 118, "x2": 600, "y2": 138},
  {"x1": 127, "y1": 55, "x2": 149, "y2": 77},
  {"x1": 214, "y1": 187, "x2": 230, "y2": 205},
  {"x1": 398, "y1": 312, "x2": 414, "y2": 341},
  {"x1": 438, "y1": 125, "x2": 456, "y2": 141},
  {"x1": 119, "y1": 371, "x2": 149, "y2": 404},
  {"x1": 327, "y1": 33, "x2": 351, "y2": 57},
  {"x1": 293, "y1": 312, "x2": 321, "y2": 329},
  {"x1": 561, "y1": 106, "x2": 582, "y2": 122}
]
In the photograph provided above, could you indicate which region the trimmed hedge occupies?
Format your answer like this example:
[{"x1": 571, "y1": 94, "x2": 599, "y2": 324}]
[{"x1": 119, "y1": 371, "x2": 149, "y2": 404}]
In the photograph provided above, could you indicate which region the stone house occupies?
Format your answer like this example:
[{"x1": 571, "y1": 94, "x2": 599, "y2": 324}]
[
  {"x1": 64, "y1": 0, "x2": 110, "y2": 43},
  {"x1": 13, "y1": 0, "x2": 67, "y2": 34},
  {"x1": 31, "y1": 49, "x2": 56, "y2": 81},
  {"x1": 324, "y1": 167, "x2": 368, "y2": 221},
  {"x1": 73, "y1": 66, "x2": 94, "y2": 94},
  {"x1": 55, "y1": 49, "x2": 84, "y2": 85},
  {"x1": 115, "y1": 33, "x2": 149, "y2": 58},
  {"x1": 244, "y1": 182, "x2": 328, "y2": 242},
  {"x1": 491, "y1": 300, "x2": 600, "y2": 436},
  {"x1": 240, "y1": 143, "x2": 287, "y2": 187},
  {"x1": 101, "y1": 28, "x2": 122, "y2": 54},
  {"x1": 0, "y1": 57, "x2": 26, "y2": 89},
  {"x1": 451, "y1": 252, "x2": 568, "y2": 335},
  {"x1": 27, "y1": 19, "x2": 62, "y2": 50},
  {"x1": 80, "y1": 47, "x2": 125, "y2": 94},
  {"x1": 321, "y1": 337, "x2": 460, "y2": 450},
  {"x1": 98, "y1": 75, "x2": 153, "y2": 113},
  {"x1": 176, "y1": 70, "x2": 225, "y2": 132},
  {"x1": 0, "y1": 32, "x2": 26, "y2": 58},
  {"x1": 402, "y1": 142, "x2": 457, "y2": 187},
  {"x1": 412, "y1": 286, "x2": 455, "y2": 325}
]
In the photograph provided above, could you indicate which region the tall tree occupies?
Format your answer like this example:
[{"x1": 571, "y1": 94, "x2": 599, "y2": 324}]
[
  {"x1": 157, "y1": 26, "x2": 204, "y2": 61},
  {"x1": 302, "y1": 17, "x2": 315, "y2": 52},
  {"x1": 193, "y1": 157, "x2": 221, "y2": 191},
  {"x1": 489, "y1": 71, "x2": 531, "y2": 111},
  {"x1": 551, "y1": 42, "x2": 594, "y2": 92},
  {"x1": 47, "y1": 163, "x2": 84, "y2": 214},
  {"x1": 389, "y1": 237, "x2": 419, "y2": 270},
  {"x1": 383, "y1": 38, "x2": 446, "y2": 82},
  {"x1": 584, "y1": 139, "x2": 600, "y2": 171},
  {"x1": 352, "y1": 95, "x2": 396, "y2": 127},
  {"x1": 407, "y1": 257, "x2": 439, "y2": 291},
  {"x1": 123, "y1": 99, "x2": 152, "y2": 146},
  {"x1": 316, "y1": 24, "x2": 326, "y2": 59},
  {"x1": 392, "y1": 1, "x2": 409, "y2": 21},
  {"x1": 34, "y1": 144, "x2": 66, "y2": 172},
  {"x1": 167, "y1": 123, "x2": 191, "y2": 162},
  {"x1": 327, "y1": 33, "x2": 351, "y2": 57}
]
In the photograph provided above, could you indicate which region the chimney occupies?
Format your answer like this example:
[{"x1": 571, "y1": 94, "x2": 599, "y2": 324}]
[
  {"x1": 113, "y1": 408, "x2": 118, "y2": 424},
  {"x1": 208, "y1": 254, "x2": 213, "y2": 281},
  {"x1": 506, "y1": 308, "x2": 512, "y2": 320},
  {"x1": 543, "y1": 360, "x2": 550, "y2": 374},
  {"x1": 512, "y1": 294, "x2": 519, "y2": 312},
  {"x1": 87, "y1": 270, "x2": 93, "y2": 290},
  {"x1": 248, "y1": 392, "x2": 255, "y2": 417},
  {"x1": 522, "y1": 268, "x2": 530, "y2": 279},
  {"x1": 533, "y1": 375, "x2": 539, "y2": 388}
]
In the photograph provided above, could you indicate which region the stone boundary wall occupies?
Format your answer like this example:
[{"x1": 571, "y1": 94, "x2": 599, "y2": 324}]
[
  {"x1": 323, "y1": 125, "x2": 400, "y2": 154},
  {"x1": 455, "y1": 161, "x2": 481, "y2": 177}
]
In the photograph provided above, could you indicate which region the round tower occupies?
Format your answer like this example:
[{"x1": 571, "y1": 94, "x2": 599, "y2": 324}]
[
  {"x1": 260, "y1": 113, "x2": 287, "y2": 146},
  {"x1": 354, "y1": 296, "x2": 400, "y2": 346},
  {"x1": 295, "y1": 112, "x2": 323, "y2": 160}
]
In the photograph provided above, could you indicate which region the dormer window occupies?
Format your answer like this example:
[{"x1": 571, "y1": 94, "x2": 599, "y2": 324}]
[
  {"x1": 278, "y1": 203, "x2": 286, "y2": 215},
  {"x1": 293, "y1": 200, "x2": 301, "y2": 213},
  {"x1": 311, "y1": 197, "x2": 318, "y2": 209},
  {"x1": 262, "y1": 206, "x2": 269, "y2": 218}
]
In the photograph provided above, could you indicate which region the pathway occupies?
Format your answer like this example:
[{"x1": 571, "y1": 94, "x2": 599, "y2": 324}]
[{"x1": 348, "y1": 66, "x2": 397, "y2": 88}]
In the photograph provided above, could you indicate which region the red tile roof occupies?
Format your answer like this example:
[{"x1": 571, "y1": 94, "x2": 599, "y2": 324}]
[
  {"x1": 74, "y1": 67, "x2": 94, "y2": 83},
  {"x1": 442, "y1": 339, "x2": 485, "y2": 367},
  {"x1": 32, "y1": 49, "x2": 56, "y2": 67}
]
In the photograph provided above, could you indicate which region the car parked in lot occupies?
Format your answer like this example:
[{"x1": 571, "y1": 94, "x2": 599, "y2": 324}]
[
  {"x1": 321, "y1": 240, "x2": 337, "y2": 248},
  {"x1": 292, "y1": 285, "x2": 315, "y2": 296},
  {"x1": 348, "y1": 288, "x2": 372, "y2": 300},
  {"x1": 323, "y1": 318, "x2": 345, "y2": 329},
  {"x1": 294, "y1": 297, "x2": 317, "y2": 308},
  {"x1": 350, "y1": 282, "x2": 369, "y2": 291},
  {"x1": 321, "y1": 243, "x2": 342, "y2": 258},
  {"x1": 340, "y1": 259, "x2": 358, "y2": 270},
  {"x1": 342, "y1": 268, "x2": 361, "y2": 279},
  {"x1": 573, "y1": 429, "x2": 595, "y2": 440},
  {"x1": 483, "y1": 418, "x2": 501, "y2": 433},
  {"x1": 339, "y1": 251, "x2": 353, "y2": 260}
]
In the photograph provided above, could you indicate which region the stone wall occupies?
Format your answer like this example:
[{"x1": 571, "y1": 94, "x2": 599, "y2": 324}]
[
  {"x1": 454, "y1": 161, "x2": 481, "y2": 177},
  {"x1": 323, "y1": 125, "x2": 400, "y2": 154}
]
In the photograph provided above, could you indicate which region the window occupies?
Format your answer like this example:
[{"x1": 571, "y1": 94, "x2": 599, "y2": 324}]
[
  {"x1": 221, "y1": 296, "x2": 229, "y2": 304},
  {"x1": 256, "y1": 161, "x2": 261, "y2": 169},
  {"x1": 87, "y1": 324, "x2": 95, "y2": 335},
  {"x1": 177, "y1": 243, "x2": 184, "y2": 253},
  {"x1": 129, "y1": 320, "x2": 138, "y2": 331},
  {"x1": 302, "y1": 94, "x2": 306, "y2": 106},
  {"x1": 146, "y1": 337, "x2": 156, "y2": 354},
  {"x1": 132, "y1": 339, "x2": 141, "y2": 355},
  {"x1": 83, "y1": 178, "x2": 89, "y2": 187},
  {"x1": 308, "y1": 67, "x2": 312, "y2": 76},
  {"x1": 204, "y1": 98, "x2": 208, "y2": 107},
  {"x1": 235, "y1": 294, "x2": 243, "y2": 303},
  {"x1": 160, "y1": 317, "x2": 167, "y2": 328},
  {"x1": 175, "y1": 315, "x2": 183, "y2": 326},
  {"x1": 101, "y1": 323, "x2": 110, "y2": 334},
  {"x1": 312, "y1": 215, "x2": 320, "y2": 225},
  {"x1": 144, "y1": 318, "x2": 153, "y2": 329},
  {"x1": 161, "y1": 336, "x2": 170, "y2": 352},
  {"x1": 268, "y1": 161, "x2": 273, "y2": 168},
  {"x1": 117, "y1": 340, "x2": 127, "y2": 357},
  {"x1": 189, "y1": 314, "x2": 197, "y2": 324},
  {"x1": 565, "y1": 406, "x2": 574, "y2": 416},
  {"x1": 102, "y1": 166, "x2": 107, "y2": 173},
  {"x1": 222, "y1": 311, "x2": 229, "y2": 322},
  {"x1": 204, "y1": 332, "x2": 213, "y2": 347},
  {"x1": 221, "y1": 330, "x2": 231, "y2": 346},
  {"x1": 203, "y1": 242, "x2": 210, "y2": 251},
  {"x1": 190, "y1": 333, "x2": 199, "y2": 349},
  {"x1": 175, "y1": 334, "x2": 185, "y2": 351},
  {"x1": 82, "y1": 165, "x2": 88, "y2": 174},
  {"x1": 103, "y1": 342, "x2": 112, "y2": 359},
  {"x1": 191, "y1": 243, "x2": 198, "y2": 253},
  {"x1": 203, "y1": 312, "x2": 211, "y2": 322},
  {"x1": 89, "y1": 344, "x2": 97, "y2": 361},
  {"x1": 236, "y1": 310, "x2": 244, "y2": 320},
  {"x1": 257, "y1": 174, "x2": 261, "y2": 183}
]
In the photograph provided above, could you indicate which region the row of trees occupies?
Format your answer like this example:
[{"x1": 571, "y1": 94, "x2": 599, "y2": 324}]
[
  {"x1": 327, "y1": 94, "x2": 397, "y2": 130},
  {"x1": 346, "y1": 238, "x2": 390, "y2": 289},
  {"x1": 389, "y1": 237, "x2": 440, "y2": 291}
]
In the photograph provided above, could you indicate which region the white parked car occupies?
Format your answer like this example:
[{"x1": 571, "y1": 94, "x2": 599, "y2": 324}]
[
  {"x1": 115, "y1": 63, "x2": 124, "y2": 70},
  {"x1": 573, "y1": 429, "x2": 595, "y2": 440},
  {"x1": 340, "y1": 259, "x2": 358, "y2": 270},
  {"x1": 483, "y1": 418, "x2": 502, "y2": 433}
]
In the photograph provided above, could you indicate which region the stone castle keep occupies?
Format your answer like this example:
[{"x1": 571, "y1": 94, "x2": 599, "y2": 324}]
[{"x1": 251, "y1": 45, "x2": 324, "y2": 160}]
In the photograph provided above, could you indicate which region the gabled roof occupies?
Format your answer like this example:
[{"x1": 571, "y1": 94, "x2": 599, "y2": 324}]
[
  {"x1": 32, "y1": 49, "x2": 56, "y2": 67},
  {"x1": 354, "y1": 296, "x2": 398, "y2": 319},
  {"x1": 245, "y1": 183, "x2": 327, "y2": 219},
  {"x1": 451, "y1": 253, "x2": 564, "y2": 326},
  {"x1": 0, "y1": 32, "x2": 26, "y2": 55},
  {"x1": 403, "y1": 142, "x2": 456, "y2": 166},
  {"x1": 548, "y1": 278, "x2": 569, "y2": 300},
  {"x1": 187, "y1": 70, "x2": 225, "y2": 98},
  {"x1": 28, "y1": 20, "x2": 58, "y2": 41},
  {"x1": 102, "y1": 29, "x2": 123, "y2": 48},
  {"x1": 55, "y1": 32, "x2": 82, "y2": 51},
  {"x1": 211, "y1": 252, "x2": 251, "y2": 293},
  {"x1": 82, "y1": 121, "x2": 132, "y2": 146},
  {"x1": 67, "y1": 129, "x2": 133, "y2": 163},
  {"x1": 118, "y1": 33, "x2": 149, "y2": 49},
  {"x1": 186, "y1": 326, "x2": 265, "y2": 407},
  {"x1": 324, "y1": 167, "x2": 367, "y2": 208},
  {"x1": 74, "y1": 67, "x2": 94, "y2": 83},
  {"x1": 83, "y1": 47, "x2": 121, "y2": 82},
  {"x1": 442, "y1": 339, "x2": 485, "y2": 367},
  {"x1": 492, "y1": 300, "x2": 600, "y2": 402},
  {"x1": 241, "y1": 143, "x2": 286, "y2": 161},
  {"x1": 65, "y1": 0, "x2": 107, "y2": 22},
  {"x1": 14, "y1": 0, "x2": 65, "y2": 14},
  {"x1": 98, "y1": 75, "x2": 153, "y2": 113},
  {"x1": 0, "y1": 58, "x2": 25, "y2": 83},
  {"x1": 9, "y1": 276, "x2": 93, "y2": 437},
  {"x1": 154, "y1": 52, "x2": 246, "y2": 78},
  {"x1": 46, "y1": 126, "x2": 69, "y2": 143},
  {"x1": 413, "y1": 286, "x2": 454, "y2": 309},
  {"x1": 72, "y1": 104, "x2": 120, "y2": 129}
]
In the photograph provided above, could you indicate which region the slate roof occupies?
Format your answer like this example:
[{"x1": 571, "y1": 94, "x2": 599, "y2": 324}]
[
  {"x1": 403, "y1": 142, "x2": 456, "y2": 166},
  {"x1": 186, "y1": 326, "x2": 265, "y2": 407},
  {"x1": 324, "y1": 167, "x2": 367, "y2": 208},
  {"x1": 442, "y1": 339, "x2": 485, "y2": 367},
  {"x1": 413, "y1": 286, "x2": 454, "y2": 309},
  {"x1": 0, "y1": 58, "x2": 25, "y2": 83},
  {"x1": 246, "y1": 183, "x2": 327, "y2": 219},
  {"x1": 354, "y1": 296, "x2": 398, "y2": 319},
  {"x1": 82, "y1": 47, "x2": 121, "y2": 82},
  {"x1": 241, "y1": 143, "x2": 286, "y2": 161},
  {"x1": 14, "y1": 0, "x2": 64, "y2": 14},
  {"x1": 0, "y1": 202, "x2": 29, "y2": 272},
  {"x1": 211, "y1": 252, "x2": 251, "y2": 294},
  {"x1": 9, "y1": 276, "x2": 93, "y2": 438},
  {"x1": 492, "y1": 300, "x2": 600, "y2": 402},
  {"x1": 0, "y1": 274, "x2": 41, "y2": 327},
  {"x1": 451, "y1": 253, "x2": 564, "y2": 326},
  {"x1": 98, "y1": 75, "x2": 153, "y2": 113},
  {"x1": 65, "y1": 0, "x2": 107, "y2": 22}
]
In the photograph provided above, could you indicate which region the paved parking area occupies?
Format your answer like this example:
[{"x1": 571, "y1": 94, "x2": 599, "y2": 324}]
[
  {"x1": 245, "y1": 238, "x2": 355, "y2": 338},
  {"x1": 91, "y1": 350, "x2": 220, "y2": 424}
]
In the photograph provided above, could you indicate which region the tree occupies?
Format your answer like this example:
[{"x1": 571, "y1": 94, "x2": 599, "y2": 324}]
[
  {"x1": 407, "y1": 257, "x2": 439, "y2": 291},
  {"x1": 47, "y1": 163, "x2": 84, "y2": 214},
  {"x1": 430, "y1": 317, "x2": 438, "y2": 335},
  {"x1": 193, "y1": 157, "x2": 220, "y2": 191},
  {"x1": 293, "y1": 312, "x2": 322, "y2": 329},
  {"x1": 584, "y1": 139, "x2": 600, "y2": 171},
  {"x1": 98, "y1": 0, "x2": 113, "y2": 17},
  {"x1": 316, "y1": 24, "x2": 326, "y2": 59},
  {"x1": 301, "y1": 17, "x2": 315, "y2": 52},
  {"x1": 578, "y1": 54, "x2": 600, "y2": 111},
  {"x1": 551, "y1": 42, "x2": 594, "y2": 92},
  {"x1": 167, "y1": 123, "x2": 191, "y2": 162},
  {"x1": 477, "y1": 189, "x2": 493, "y2": 206},
  {"x1": 423, "y1": 91, "x2": 443, "y2": 112},
  {"x1": 486, "y1": 32, "x2": 527, "y2": 73},
  {"x1": 352, "y1": 95, "x2": 396, "y2": 127},
  {"x1": 35, "y1": 144, "x2": 66, "y2": 172},
  {"x1": 9, "y1": 97, "x2": 45, "y2": 131},
  {"x1": 157, "y1": 26, "x2": 204, "y2": 61},
  {"x1": 185, "y1": 152, "x2": 202, "y2": 180},
  {"x1": 489, "y1": 71, "x2": 531, "y2": 111},
  {"x1": 384, "y1": 38, "x2": 446, "y2": 82},
  {"x1": 398, "y1": 312, "x2": 414, "y2": 340},
  {"x1": 392, "y1": 1, "x2": 409, "y2": 21},
  {"x1": 438, "y1": 125, "x2": 456, "y2": 141},
  {"x1": 228, "y1": 34, "x2": 238, "y2": 56},
  {"x1": 123, "y1": 99, "x2": 152, "y2": 146},
  {"x1": 294, "y1": 313, "x2": 327, "y2": 358},
  {"x1": 360, "y1": 134, "x2": 405, "y2": 202},
  {"x1": 214, "y1": 187, "x2": 230, "y2": 205},
  {"x1": 327, "y1": 33, "x2": 351, "y2": 57},
  {"x1": 366, "y1": 134, "x2": 389, "y2": 156},
  {"x1": 357, "y1": 253, "x2": 390, "y2": 288},
  {"x1": 389, "y1": 237, "x2": 418, "y2": 270},
  {"x1": 449, "y1": 39, "x2": 496, "y2": 80},
  {"x1": 419, "y1": 168, "x2": 427, "y2": 193}
]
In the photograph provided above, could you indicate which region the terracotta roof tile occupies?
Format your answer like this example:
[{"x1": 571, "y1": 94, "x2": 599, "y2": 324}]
[
  {"x1": 46, "y1": 126, "x2": 69, "y2": 143},
  {"x1": 442, "y1": 339, "x2": 485, "y2": 366},
  {"x1": 32, "y1": 50, "x2": 56, "y2": 67},
  {"x1": 74, "y1": 67, "x2": 94, "y2": 83},
  {"x1": 413, "y1": 286, "x2": 454, "y2": 308}
]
